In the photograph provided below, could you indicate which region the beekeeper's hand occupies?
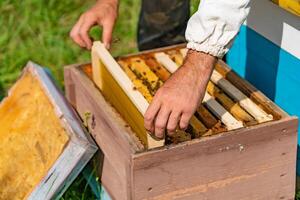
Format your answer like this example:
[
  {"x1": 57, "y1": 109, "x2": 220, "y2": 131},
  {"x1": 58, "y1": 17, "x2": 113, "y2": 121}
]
[
  {"x1": 144, "y1": 50, "x2": 216, "y2": 139},
  {"x1": 70, "y1": 0, "x2": 118, "y2": 50}
]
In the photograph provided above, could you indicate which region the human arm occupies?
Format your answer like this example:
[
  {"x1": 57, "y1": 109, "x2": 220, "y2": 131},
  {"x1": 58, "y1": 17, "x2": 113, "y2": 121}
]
[{"x1": 144, "y1": 0, "x2": 250, "y2": 138}]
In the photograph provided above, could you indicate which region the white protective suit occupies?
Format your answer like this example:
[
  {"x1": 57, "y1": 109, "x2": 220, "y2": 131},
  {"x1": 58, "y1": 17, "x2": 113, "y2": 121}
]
[{"x1": 186, "y1": 0, "x2": 251, "y2": 58}]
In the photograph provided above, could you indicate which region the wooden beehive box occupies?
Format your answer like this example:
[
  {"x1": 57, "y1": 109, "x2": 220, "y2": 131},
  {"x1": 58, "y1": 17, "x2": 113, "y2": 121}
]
[
  {"x1": 0, "y1": 62, "x2": 97, "y2": 200},
  {"x1": 64, "y1": 42, "x2": 298, "y2": 200}
]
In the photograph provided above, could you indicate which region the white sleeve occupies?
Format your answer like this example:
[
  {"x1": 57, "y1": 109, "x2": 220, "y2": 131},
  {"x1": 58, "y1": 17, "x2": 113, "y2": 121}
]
[{"x1": 185, "y1": 0, "x2": 250, "y2": 58}]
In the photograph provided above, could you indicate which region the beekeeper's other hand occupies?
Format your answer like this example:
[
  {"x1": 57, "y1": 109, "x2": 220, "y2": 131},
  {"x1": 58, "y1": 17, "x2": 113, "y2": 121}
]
[{"x1": 70, "y1": 0, "x2": 118, "y2": 50}]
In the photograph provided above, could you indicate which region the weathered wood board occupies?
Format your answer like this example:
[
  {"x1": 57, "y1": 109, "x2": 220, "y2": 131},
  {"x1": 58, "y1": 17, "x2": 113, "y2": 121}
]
[
  {"x1": 0, "y1": 62, "x2": 97, "y2": 200},
  {"x1": 64, "y1": 43, "x2": 298, "y2": 200}
]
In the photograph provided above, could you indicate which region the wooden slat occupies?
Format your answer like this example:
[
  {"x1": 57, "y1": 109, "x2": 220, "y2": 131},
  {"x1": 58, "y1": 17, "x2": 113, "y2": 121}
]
[
  {"x1": 80, "y1": 64, "x2": 146, "y2": 152},
  {"x1": 215, "y1": 61, "x2": 287, "y2": 119},
  {"x1": 211, "y1": 70, "x2": 273, "y2": 123},
  {"x1": 143, "y1": 56, "x2": 171, "y2": 81},
  {"x1": 166, "y1": 50, "x2": 184, "y2": 66},
  {"x1": 91, "y1": 41, "x2": 164, "y2": 149},
  {"x1": 154, "y1": 52, "x2": 244, "y2": 131},
  {"x1": 117, "y1": 43, "x2": 186, "y2": 59},
  {"x1": 92, "y1": 42, "x2": 148, "y2": 114},
  {"x1": 207, "y1": 81, "x2": 257, "y2": 125},
  {"x1": 196, "y1": 105, "x2": 227, "y2": 134},
  {"x1": 189, "y1": 116, "x2": 210, "y2": 137},
  {"x1": 196, "y1": 105, "x2": 218, "y2": 128},
  {"x1": 180, "y1": 48, "x2": 188, "y2": 58},
  {"x1": 126, "y1": 57, "x2": 163, "y2": 93},
  {"x1": 203, "y1": 93, "x2": 244, "y2": 130},
  {"x1": 117, "y1": 60, "x2": 153, "y2": 102},
  {"x1": 154, "y1": 52, "x2": 179, "y2": 73}
]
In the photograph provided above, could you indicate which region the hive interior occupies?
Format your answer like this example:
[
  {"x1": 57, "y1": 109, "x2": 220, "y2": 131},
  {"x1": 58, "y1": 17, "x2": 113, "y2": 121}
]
[
  {"x1": 0, "y1": 72, "x2": 69, "y2": 200},
  {"x1": 84, "y1": 47, "x2": 279, "y2": 147}
]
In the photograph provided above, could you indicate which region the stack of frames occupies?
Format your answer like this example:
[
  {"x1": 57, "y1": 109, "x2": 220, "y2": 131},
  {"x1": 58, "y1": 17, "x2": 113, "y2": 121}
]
[{"x1": 91, "y1": 41, "x2": 275, "y2": 149}]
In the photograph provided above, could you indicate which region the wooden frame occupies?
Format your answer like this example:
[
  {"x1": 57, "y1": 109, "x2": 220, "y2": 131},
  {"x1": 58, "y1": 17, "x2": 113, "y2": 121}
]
[
  {"x1": 91, "y1": 41, "x2": 164, "y2": 149},
  {"x1": 210, "y1": 70, "x2": 273, "y2": 123},
  {"x1": 10, "y1": 62, "x2": 98, "y2": 200},
  {"x1": 64, "y1": 44, "x2": 298, "y2": 199}
]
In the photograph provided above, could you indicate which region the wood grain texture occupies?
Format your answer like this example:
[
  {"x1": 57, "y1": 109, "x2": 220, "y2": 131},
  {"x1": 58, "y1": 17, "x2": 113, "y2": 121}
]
[
  {"x1": 196, "y1": 105, "x2": 218, "y2": 128},
  {"x1": 101, "y1": 156, "x2": 128, "y2": 200},
  {"x1": 203, "y1": 93, "x2": 244, "y2": 130},
  {"x1": 189, "y1": 116, "x2": 209, "y2": 138},
  {"x1": 211, "y1": 70, "x2": 273, "y2": 123},
  {"x1": 154, "y1": 52, "x2": 179, "y2": 73},
  {"x1": 180, "y1": 48, "x2": 188, "y2": 58},
  {"x1": 207, "y1": 81, "x2": 257, "y2": 126},
  {"x1": 166, "y1": 49, "x2": 184, "y2": 66},
  {"x1": 132, "y1": 117, "x2": 298, "y2": 200},
  {"x1": 143, "y1": 56, "x2": 171, "y2": 81},
  {"x1": 215, "y1": 61, "x2": 287, "y2": 120},
  {"x1": 117, "y1": 43, "x2": 187, "y2": 60}
]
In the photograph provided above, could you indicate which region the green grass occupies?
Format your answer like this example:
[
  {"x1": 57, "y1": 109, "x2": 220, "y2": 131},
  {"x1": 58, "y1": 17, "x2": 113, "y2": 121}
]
[
  {"x1": 60, "y1": 171, "x2": 96, "y2": 200},
  {"x1": 0, "y1": 0, "x2": 141, "y2": 94},
  {"x1": 0, "y1": 0, "x2": 140, "y2": 199}
]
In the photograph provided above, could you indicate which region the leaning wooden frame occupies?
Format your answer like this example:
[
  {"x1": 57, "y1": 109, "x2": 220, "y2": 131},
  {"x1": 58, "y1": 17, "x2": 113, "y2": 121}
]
[
  {"x1": 12, "y1": 62, "x2": 98, "y2": 200},
  {"x1": 64, "y1": 42, "x2": 298, "y2": 199},
  {"x1": 91, "y1": 42, "x2": 164, "y2": 149}
]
